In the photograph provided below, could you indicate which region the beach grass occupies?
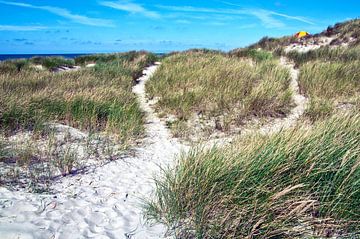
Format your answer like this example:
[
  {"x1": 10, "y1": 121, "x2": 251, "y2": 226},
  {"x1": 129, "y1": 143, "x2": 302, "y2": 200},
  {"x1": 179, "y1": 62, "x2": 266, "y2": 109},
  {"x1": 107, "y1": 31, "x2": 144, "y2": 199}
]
[
  {"x1": 147, "y1": 51, "x2": 292, "y2": 137},
  {"x1": 146, "y1": 113, "x2": 360, "y2": 238},
  {"x1": 0, "y1": 51, "x2": 156, "y2": 144},
  {"x1": 229, "y1": 48, "x2": 274, "y2": 62},
  {"x1": 298, "y1": 59, "x2": 360, "y2": 121},
  {"x1": 0, "y1": 51, "x2": 157, "y2": 191},
  {"x1": 0, "y1": 57, "x2": 75, "y2": 73},
  {"x1": 0, "y1": 137, "x2": 11, "y2": 160},
  {"x1": 74, "y1": 50, "x2": 158, "y2": 65},
  {"x1": 247, "y1": 36, "x2": 296, "y2": 51},
  {"x1": 30, "y1": 56, "x2": 75, "y2": 69},
  {"x1": 286, "y1": 45, "x2": 360, "y2": 66}
]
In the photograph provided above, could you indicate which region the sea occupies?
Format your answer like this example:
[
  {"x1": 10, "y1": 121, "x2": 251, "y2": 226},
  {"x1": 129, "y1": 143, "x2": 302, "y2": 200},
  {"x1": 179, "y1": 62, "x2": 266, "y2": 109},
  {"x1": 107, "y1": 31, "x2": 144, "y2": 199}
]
[{"x1": 0, "y1": 53, "x2": 166, "y2": 61}]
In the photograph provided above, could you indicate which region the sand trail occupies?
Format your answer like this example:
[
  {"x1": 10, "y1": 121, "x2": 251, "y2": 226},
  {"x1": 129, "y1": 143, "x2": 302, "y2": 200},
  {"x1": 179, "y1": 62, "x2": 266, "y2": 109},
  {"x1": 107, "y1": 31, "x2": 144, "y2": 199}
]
[{"x1": 0, "y1": 63, "x2": 185, "y2": 239}]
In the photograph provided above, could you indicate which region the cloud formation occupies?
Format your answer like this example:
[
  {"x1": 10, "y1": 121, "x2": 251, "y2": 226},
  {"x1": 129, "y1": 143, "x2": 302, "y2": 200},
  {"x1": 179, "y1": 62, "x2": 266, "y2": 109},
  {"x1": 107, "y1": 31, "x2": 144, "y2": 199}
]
[
  {"x1": 0, "y1": 1, "x2": 114, "y2": 27},
  {"x1": 156, "y1": 4, "x2": 314, "y2": 28},
  {"x1": 220, "y1": 1, "x2": 314, "y2": 25},
  {"x1": 100, "y1": 0, "x2": 160, "y2": 18}
]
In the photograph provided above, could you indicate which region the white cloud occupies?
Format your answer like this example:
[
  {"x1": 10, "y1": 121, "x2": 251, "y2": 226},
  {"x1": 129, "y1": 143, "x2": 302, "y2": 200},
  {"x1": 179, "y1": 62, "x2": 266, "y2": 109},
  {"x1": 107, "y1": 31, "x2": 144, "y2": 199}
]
[
  {"x1": 156, "y1": 4, "x2": 314, "y2": 28},
  {"x1": 269, "y1": 11, "x2": 314, "y2": 25},
  {"x1": 0, "y1": 1, "x2": 114, "y2": 27},
  {"x1": 248, "y1": 9, "x2": 285, "y2": 28},
  {"x1": 0, "y1": 25, "x2": 47, "y2": 31},
  {"x1": 220, "y1": 1, "x2": 314, "y2": 25},
  {"x1": 100, "y1": 1, "x2": 160, "y2": 19}
]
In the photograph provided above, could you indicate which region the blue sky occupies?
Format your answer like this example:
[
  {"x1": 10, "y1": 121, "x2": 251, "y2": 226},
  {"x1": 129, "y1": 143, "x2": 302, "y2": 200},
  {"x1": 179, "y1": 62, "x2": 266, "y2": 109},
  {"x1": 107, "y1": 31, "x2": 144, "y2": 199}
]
[{"x1": 0, "y1": 0, "x2": 359, "y2": 54}]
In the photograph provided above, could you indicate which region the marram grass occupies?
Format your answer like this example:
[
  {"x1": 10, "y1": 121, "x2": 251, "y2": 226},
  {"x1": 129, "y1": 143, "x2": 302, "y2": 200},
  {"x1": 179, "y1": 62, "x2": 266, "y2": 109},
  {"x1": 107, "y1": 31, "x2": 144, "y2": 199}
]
[
  {"x1": 0, "y1": 52, "x2": 156, "y2": 145},
  {"x1": 287, "y1": 45, "x2": 360, "y2": 66},
  {"x1": 299, "y1": 60, "x2": 360, "y2": 121},
  {"x1": 146, "y1": 114, "x2": 360, "y2": 238},
  {"x1": 147, "y1": 51, "x2": 292, "y2": 137}
]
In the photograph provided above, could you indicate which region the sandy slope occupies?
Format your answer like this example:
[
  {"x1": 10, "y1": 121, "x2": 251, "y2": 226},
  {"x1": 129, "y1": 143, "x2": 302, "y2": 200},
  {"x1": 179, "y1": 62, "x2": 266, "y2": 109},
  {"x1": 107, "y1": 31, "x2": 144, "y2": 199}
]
[
  {"x1": 0, "y1": 63, "x2": 186, "y2": 239},
  {"x1": 284, "y1": 36, "x2": 334, "y2": 53}
]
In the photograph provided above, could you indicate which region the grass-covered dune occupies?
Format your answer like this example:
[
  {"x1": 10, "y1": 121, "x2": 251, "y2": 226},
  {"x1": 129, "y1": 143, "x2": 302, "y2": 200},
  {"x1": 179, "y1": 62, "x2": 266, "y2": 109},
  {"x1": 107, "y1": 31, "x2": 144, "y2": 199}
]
[
  {"x1": 147, "y1": 51, "x2": 292, "y2": 138},
  {"x1": 230, "y1": 19, "x2": 360, "y2": 55},
  {"x1": 0, "y1": 51, "x2": 156, "y2": 144},
  {"x1": 286, "y1": 45, "x2": 360, "y2": 66},
  {"x1": 300, "y1": 60, "x2": 360, "y2": 121},
  {"x1": 0, "y1": 56, "x2": 75, "y2": 73},
  {"x1": 74, "y1": 50, "x2": 158, "y2": 65},
  {"x1": 281, "y1": 45, "x2": 360, "y2": 121},
  {"x1": 146, "y1": 114, "x2": 360, "y2": 238}
]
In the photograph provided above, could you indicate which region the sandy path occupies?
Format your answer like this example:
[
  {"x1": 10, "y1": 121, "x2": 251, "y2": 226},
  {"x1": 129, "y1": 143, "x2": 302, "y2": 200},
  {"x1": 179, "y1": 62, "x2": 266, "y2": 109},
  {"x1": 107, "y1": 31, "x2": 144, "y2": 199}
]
[
  {"x1": 256, "y1": 57, "x2": 308, "y2": 134},
  {"x1": 0, "y1": 63, "x2": 185, "y2": 239}
]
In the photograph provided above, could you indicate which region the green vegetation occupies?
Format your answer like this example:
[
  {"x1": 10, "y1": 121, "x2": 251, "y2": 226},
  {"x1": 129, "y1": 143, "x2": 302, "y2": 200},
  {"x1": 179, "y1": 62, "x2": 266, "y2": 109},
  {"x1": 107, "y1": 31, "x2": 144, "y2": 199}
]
[
  {"x1": 229, "y1": 48, "x2": 274, "y2": 62},
  {"x1": 144, "y1": 19, "x2": 360, "y2": 238},
  {"x1": 0, "y1": 59, "x2": 31, "y2": 73},
  {"x1": 0, "y1": 52, "x2": 156, "y2": 144},
  {"x1": 30, "y1": 56, "x2": 75, "y2": 69},
  {"x1": 245, "y1": 19, "x2": 360, "y2": 53},
  {"x1": 281, "y1": 40, "x2": 360, "y2": 122},
  {"x1": 146, "y1": 114, "x2": 360, "y2": 238},
  {"x1": 325, "y1": 19, "x2": 360, "y2": 46},
  {"x1": 147, "y1": 51, "x2": 292, "y2": 137},
  {"x1": 300, "y1": 60, "x2": 360, "y2": 121},
  {"x1": 286, "y1": 45, "x2": 360, "y2": 66},
  {"x1": 0, "y1": 57, "x2": 75, "y2": 73},
  {"x1": 248, "y1": 36, "x2": 296, "y2": 51},
  {"x1": 0, "y1": 137, "x2": 11, "y2": 161},
  {"x1": 0, "y1": 51, "x2": 157, "y2": 191},
  {"x1": 74, "y1": 50, "x2": 158, "y2": 65}
]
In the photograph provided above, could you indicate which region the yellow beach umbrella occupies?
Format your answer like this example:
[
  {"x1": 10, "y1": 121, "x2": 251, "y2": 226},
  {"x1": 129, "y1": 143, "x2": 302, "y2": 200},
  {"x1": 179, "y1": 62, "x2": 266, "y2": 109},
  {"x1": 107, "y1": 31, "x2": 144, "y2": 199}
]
[{"x1": 295, "y1": 31, "x2": 310, "y2": 38}]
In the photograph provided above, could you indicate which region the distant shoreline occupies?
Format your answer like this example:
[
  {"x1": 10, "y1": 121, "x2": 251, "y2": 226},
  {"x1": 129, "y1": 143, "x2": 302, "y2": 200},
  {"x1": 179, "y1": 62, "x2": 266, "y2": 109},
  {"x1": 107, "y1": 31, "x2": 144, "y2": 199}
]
[
  {"x1": 0, "y1": 52, "x2": 166, "y2": 61},
  {"x1": 0, "y1": 53, "x2": 90, "y2": 61}
]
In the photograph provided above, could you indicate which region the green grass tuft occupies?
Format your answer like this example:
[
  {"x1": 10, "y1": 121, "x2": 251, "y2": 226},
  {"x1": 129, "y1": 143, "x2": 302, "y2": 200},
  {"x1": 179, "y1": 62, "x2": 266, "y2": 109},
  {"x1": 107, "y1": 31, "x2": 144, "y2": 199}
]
[
  {"x1": 146, "y1": 114, "x2": 360, "y2": 238},
  {"x1": 299, "y1": 60, "x2": 360, "y2": 121}
]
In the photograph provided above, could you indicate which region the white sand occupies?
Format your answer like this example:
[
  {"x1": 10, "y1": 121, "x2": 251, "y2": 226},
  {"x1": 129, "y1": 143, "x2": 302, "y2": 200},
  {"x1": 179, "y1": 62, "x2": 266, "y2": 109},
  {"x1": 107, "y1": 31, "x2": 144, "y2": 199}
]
[
  {"x1": 284, "y1": 37, "x2": 334, "y2": 53},
  {"x1": 0, "y1": 63, "x2": 187, "y2": 239},
  {"x1": 86, "y1": 63, "x2": 96, "y2": 68}
]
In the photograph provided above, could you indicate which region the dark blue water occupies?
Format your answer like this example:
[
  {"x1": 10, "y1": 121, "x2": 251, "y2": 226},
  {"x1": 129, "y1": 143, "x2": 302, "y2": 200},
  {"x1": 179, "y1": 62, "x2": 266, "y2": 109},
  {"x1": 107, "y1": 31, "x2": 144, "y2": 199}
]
[
  {"x1": 0, "y1": 53, "x2": 166, "y2": 61},
  {"x1": 0, "y1": 54, "x2": 90, "y2": 61}
]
